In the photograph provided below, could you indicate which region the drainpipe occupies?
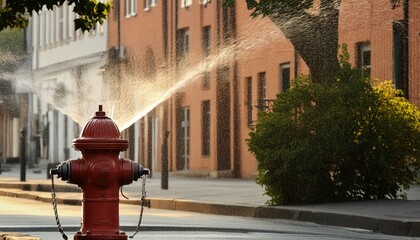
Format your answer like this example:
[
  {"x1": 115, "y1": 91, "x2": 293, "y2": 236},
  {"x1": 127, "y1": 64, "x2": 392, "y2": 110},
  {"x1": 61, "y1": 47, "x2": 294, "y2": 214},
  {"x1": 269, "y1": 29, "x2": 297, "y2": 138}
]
[
  {"x1": 117, "y1": 0, "x2": 121, "y2": 52},
  {"x1": 402, "y1": 0, "x2": 409, "y2": 99},
  {"x1": 230, "y1": 3, "x2": 240, "y2": 178},
  {"x1": 163, "y1": 0, "x2": 168, "y2": 60},
  {"x1": 294, "y1": 49, "x2": 299, "y2": 79}
]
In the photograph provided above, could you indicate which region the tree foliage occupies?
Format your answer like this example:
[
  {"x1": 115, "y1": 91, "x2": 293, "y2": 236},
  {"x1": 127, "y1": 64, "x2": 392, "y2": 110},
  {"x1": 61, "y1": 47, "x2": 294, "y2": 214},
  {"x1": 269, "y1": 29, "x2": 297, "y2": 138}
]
[
  {"x1": 248, "y1": 50, "x2": 420, "y2": 205},
  {"x1": 0, "y1": 0, "x2": 111, "y2": 32},
  {"x1": 224, "y1": 0, "x2": 342, "y2": 84},
  {"x1": 0, "y1": 28, "x2": 25, "y2": 73}
]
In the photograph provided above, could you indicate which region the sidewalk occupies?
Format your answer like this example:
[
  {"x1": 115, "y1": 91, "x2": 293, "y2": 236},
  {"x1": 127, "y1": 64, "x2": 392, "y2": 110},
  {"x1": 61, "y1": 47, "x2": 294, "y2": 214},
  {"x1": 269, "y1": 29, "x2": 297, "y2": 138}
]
[{"x1": 0, "y1": 162, "x2": 419, "y2": 238}]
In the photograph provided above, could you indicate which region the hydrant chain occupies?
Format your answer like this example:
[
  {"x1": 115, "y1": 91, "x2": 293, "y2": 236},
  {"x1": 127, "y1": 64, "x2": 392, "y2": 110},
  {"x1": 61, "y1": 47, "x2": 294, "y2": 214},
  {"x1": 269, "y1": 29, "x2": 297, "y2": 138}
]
[
  {"x1": 130, "y1": 175, "x2": 147, "y2": 239},
  {"x1": 51, "y1": 174, "x2": 68, "y2": 240}
]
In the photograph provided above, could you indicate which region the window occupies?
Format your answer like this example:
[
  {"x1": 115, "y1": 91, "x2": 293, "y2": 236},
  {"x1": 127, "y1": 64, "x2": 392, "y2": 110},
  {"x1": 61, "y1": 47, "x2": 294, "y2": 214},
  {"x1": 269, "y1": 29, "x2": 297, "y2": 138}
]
[
  {"x1": 280, "y1": 63, "x2": 291, "y2": 92},
  {"x1": 202, "y1": 26, "x2": 211, "y2": 56},
  {"x1": 357, "y1": 42, "x2": 371, "y2": 79},
  {"x1": 181, "y1": 107, "x2": 190, "y2": 170},
  {"x1": 143, "y1": 0, "x2": 157, "y2": 10},
  {"x1": 68, "y1": 4, "x2": 74, "y2": 39},
  {"x1": 50, "y1": 9, "x2": 56, "y2": 44},
  {"x1": 202, "y1": 100, "x2": 210, "y2": 156},
  {"x1": 203, "y1": 72, "x2": 210, "y2": 89},
  {"x1": 39, "y1": 12, "x2": 45, "y2": 48},
  {"x1": 143, "y1": 0, "x2": 149, "y2": 10},
  {"x1": 246, "y1": 77, "x2": 253, "y2": 125},
  {"x1": 177, "y1": 28, "x2": 189, "y2": 60},
  {"x1": 200, "y1": 0, "x2": 211, "y2": 5},
  {"x1": 126, "y1": 0, "x2": 137, "y2": 17},
  {"x1": 257, "y1": 72, "x2": 266, "y2": 112},
  {"x1": 58, "y1": 5, "x2": 64, "y2": 41},
  {"x1": 181, "y1": 0, "x2": 192, "y2": 8},
  {"x1": 45, "y1": 10, "x2": 50, "y2": 46},
  {"x1": 393, "y1": 21, "x2": 404, "y2": 90}
]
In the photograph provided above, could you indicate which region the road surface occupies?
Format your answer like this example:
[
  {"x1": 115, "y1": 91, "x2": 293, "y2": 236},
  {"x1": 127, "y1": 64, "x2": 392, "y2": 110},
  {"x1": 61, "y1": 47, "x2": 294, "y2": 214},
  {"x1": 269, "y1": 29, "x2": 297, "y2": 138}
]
[{"x1": 0, "y1": 196, "x2": 416, "y2": 240}]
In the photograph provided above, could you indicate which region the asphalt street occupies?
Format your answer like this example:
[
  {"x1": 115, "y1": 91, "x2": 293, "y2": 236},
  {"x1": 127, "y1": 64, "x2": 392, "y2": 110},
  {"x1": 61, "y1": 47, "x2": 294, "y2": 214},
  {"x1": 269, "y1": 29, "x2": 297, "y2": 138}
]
[
  {"x1": 1, "y1": 162, "x2": 420, "y2": 238},
  {"x1": 0, "y1": 196, "x2": 418, "y2": 240}
]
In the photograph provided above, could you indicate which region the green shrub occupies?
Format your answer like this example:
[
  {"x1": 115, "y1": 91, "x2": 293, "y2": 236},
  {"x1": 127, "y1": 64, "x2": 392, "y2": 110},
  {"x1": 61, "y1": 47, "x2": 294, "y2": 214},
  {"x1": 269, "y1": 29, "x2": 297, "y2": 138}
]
[{"x1": 248, "y1": 58, "x2": 420, "y2": 205}]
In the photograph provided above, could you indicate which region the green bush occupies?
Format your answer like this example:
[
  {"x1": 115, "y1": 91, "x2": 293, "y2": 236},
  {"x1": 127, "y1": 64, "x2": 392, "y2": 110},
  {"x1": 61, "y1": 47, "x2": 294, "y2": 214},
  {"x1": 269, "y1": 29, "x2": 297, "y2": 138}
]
[{"x1": 248, "y1": 58, "x2": 420, "y2": 205}]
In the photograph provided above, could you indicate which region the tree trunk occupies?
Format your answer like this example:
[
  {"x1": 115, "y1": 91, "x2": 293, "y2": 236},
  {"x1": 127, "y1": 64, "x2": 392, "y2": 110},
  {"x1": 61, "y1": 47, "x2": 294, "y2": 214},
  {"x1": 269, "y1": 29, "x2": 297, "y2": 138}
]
[{"x1": 269, "y1": 1, "x2": 342, "y2": 84}]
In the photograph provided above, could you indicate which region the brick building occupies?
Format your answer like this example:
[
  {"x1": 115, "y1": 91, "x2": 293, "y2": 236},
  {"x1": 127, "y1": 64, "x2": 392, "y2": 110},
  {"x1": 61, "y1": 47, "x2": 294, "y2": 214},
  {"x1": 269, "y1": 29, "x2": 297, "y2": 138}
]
[{"x1": 107, "y1": 0, "x2": 419, "y2": 178}]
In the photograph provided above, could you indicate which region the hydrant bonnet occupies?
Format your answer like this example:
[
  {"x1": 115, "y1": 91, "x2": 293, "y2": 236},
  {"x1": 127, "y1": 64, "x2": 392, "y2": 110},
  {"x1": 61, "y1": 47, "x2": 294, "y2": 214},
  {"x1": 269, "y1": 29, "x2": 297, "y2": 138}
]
[{"x1": 72, "y1": 105, "x2": 129, "y2": 151}]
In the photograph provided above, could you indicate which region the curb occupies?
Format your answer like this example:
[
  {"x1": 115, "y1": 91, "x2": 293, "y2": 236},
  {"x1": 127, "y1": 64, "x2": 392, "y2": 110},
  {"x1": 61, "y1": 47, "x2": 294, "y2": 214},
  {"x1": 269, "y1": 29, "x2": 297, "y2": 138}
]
[
  {"x1": 0, "y1": 232, "x2": 40, "y2": 240},
  {"x1": 256, "y1": 207, "x2": 419, "y2": 237},
  {"x1": 0, "y1": 182, "x2": 78, "y2": 192},
  {"x1": 0, "y1": 187, "x2": 419, "y2": 237}
]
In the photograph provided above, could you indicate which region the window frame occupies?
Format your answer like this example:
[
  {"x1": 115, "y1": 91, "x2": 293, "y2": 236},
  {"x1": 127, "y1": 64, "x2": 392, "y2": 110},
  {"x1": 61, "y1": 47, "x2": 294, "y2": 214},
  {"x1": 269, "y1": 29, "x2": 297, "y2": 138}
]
[
  {"x1": 357, "y1": 41, "x2": 371, "y2": 79},
  {"x1": 257, "y1": 72, "x2": 266, "y2": 112},
  {"x1": 125, "y1": 0, "x2": 137, "y2": 17},
  {"x1": 200, "y1": 0, "x2": 211, "y2": 5},
  {"x1": 246, "y1": 76, "x2": 253, "y2": 126},
  {"x1": 202, "y1": 100, "x2": 211, "y2": 156},
  {"x1": 280, "y1": 63, "x2": 291, "y2": 92},
  {"x1": 181, "y1": 0, "x2": 192, "y2": 8},
  {"x1": 202, "y1": 72, "x2": 210, "y2": 90},
  {"x1": 178, "y1": 27, "x2": 189, "y2": 60},
  {"x1": 202, "y1": 25, "x2": 211, "y2": 56},
  {"x1": 143, "y1": 0, "x2": 150, "y2": 11}
]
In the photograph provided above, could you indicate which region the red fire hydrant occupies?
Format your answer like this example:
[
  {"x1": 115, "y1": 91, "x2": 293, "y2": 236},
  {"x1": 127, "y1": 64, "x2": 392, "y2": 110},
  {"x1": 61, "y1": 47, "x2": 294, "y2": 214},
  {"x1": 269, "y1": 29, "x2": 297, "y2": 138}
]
[{"x1": 51, "y1": 105, "x2": 149, "y2": 240}]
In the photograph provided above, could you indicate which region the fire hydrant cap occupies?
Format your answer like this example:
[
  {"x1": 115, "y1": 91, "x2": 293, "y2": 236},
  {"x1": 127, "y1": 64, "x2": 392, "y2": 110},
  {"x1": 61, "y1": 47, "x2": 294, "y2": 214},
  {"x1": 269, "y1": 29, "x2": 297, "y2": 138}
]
[{"x1": 72, "y1": 105, "x2": 129, "y2": 151}]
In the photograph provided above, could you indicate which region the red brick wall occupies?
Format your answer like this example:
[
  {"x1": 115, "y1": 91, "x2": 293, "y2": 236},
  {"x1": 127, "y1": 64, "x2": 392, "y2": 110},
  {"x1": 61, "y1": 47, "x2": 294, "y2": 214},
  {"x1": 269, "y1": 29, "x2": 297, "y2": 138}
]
[{"x1": 108, "y1": 0, "x2": 420, "y2": 178}]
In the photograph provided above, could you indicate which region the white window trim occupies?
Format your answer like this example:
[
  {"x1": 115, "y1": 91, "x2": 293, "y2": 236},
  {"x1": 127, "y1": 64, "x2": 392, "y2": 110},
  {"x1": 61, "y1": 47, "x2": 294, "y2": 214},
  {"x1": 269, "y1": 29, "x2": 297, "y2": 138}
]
[
  {"x1": 68, "y1": 4, "x2": 74, "y2": 40},
  {"x1": 125, "y1": 0, "x2": 131, "y2": 17},
  {"x1": 57, "y1": 5, "x2": 64, "y2": 42},
  {"x1": 50, "y1": 9, "x2": 56, "y2": 44},
  {"x1": 132, "y1": 0, "x2": 137, "y2": 16},
  {"x1": 181, "y1": 0, "x2": 192, "y2": 8},
  {"x1": 39, "y1": 12, "x2": 45, "y2": 48},
  {"x1": 150, "y1": 0, "x2": 157, "y2": 7},
  {"x1": 62, "y1": 2, "x2": 68, "y2": 40},
  {"x1": 144, "y1": 0, "x2": 150, "y2": 11},
  {"x1": 126, "y1": 0, "x2": 137, "y2": 18},
  {"x1": 280, "y1": 63, "x2": 291, "y2": 93},
  {"x1": 200, "y1": 0, "x2": 211, "y2": 5}
]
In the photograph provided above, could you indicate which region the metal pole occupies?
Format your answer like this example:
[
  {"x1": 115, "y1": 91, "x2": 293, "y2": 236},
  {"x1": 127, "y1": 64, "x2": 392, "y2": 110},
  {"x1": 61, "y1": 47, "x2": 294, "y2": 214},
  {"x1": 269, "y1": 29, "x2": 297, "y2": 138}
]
[
  {"x1": 161, "y1": 130, "x2": 169, "y2": 189},
  {"x1": 20, "y1": 127, "x2": 27, "y2": 182}
]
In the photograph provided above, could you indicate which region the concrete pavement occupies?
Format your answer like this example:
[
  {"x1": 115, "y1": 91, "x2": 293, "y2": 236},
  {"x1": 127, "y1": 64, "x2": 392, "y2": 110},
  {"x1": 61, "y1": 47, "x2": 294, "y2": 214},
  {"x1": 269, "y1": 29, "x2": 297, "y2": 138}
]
[{"x1": 0, "y1": 162, "x2": 419, "y2": 238}]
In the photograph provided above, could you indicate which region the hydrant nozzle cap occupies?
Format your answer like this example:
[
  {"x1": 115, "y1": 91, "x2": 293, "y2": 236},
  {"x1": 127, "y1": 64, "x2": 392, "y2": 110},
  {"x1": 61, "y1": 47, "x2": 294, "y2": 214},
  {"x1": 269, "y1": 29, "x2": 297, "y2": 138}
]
[{"x1": 95, "y1": 105, "x2": 106, "y2": 117}]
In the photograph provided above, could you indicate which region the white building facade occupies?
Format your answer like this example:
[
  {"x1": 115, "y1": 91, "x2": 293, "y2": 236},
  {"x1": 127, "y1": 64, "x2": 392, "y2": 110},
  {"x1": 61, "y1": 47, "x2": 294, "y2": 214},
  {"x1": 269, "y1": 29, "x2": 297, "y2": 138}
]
[{"x1": 31, "y1": 2, "x2": 108, "y2": 164}]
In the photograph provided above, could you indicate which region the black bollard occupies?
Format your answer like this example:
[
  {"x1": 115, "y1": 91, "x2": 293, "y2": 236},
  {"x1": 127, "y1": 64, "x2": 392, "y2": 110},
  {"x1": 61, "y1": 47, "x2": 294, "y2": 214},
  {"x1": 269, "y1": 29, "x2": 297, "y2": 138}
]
[
  {"x1": 161, "y1": 130, "x2": 169, "y2": 189},
  {"x1": 20, "y1": 127, "x2": 27, "y2": 182}
]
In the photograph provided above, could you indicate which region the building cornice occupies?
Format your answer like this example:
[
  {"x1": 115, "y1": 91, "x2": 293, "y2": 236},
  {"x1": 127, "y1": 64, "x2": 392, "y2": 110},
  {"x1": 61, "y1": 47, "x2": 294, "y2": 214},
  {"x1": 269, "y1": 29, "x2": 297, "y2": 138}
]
[{"x1": 33, "y1": 51, "x2": 107, "y2": 77}]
